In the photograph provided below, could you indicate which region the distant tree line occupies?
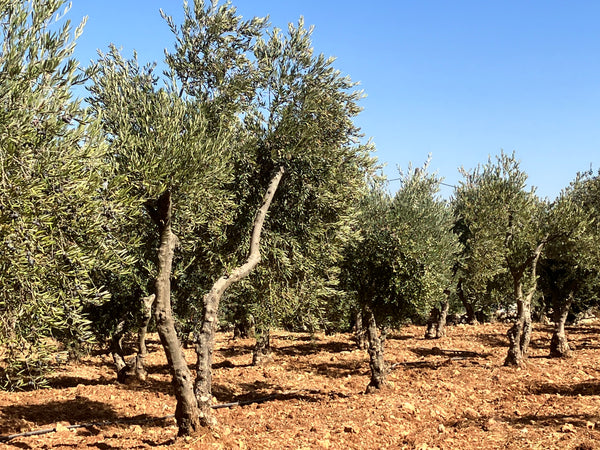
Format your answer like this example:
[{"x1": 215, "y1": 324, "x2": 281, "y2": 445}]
[{"x1": 1, "y1": 0, "x2": 599, "y2": 437}]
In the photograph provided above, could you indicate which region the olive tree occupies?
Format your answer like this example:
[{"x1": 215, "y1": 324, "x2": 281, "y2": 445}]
[
  {"x1": 0, "y1": 0, "x2": 135, "y2": 389},
  {"x1": 89, "y1": 0, "x2": 373, "y2": 435},
  {"x1": 541, "y1": 172, "x2": 600, "y2": 357},
  {"x1": 455, "y1": 152, "x2": 547, "y2": 366},
  {"x1": 163, "y1": 0, "x2": 374, "y2": 428},
  {"x1": 87, "y1": 46, "x2": 236, "y2": 434},
  {"x1": 342, "y1": 163, "x2": 461, "y2": 392}
]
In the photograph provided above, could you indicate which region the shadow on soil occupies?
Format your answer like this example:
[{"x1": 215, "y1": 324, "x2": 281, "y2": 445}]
[
  {"x1": 399, "y1": 347, "x2": 492, "y2": 371},
  {"x1": 0, "y1": 397, "x2": 119, "y2": 427},
  {"x1": 213, "y1": 379, "x2": 350, "y2": 405},
  {"x1": 501, "y1": 412, "x2": 600, "y2": 430},
  {"x1": 0, "y1": 397, "x2": 176, "y2": 446},
  {"x1": 273, "y1": 340, "x2": 356, "y2": 357},
  {"x1": 475, "y1": 332, "x2": 508, "y2": 348},
  {"x1": 529, "y1": 380, "x2": 600, "y2": 397}
]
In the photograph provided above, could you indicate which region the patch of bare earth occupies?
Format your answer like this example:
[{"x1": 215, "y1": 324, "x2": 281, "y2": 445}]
[{"x1": 1, "y1": 322, "x2": 599, "y2": 449}]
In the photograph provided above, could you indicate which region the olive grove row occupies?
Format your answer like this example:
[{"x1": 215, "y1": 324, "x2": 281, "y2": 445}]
[{"x1": 1, "y1": 0, "x2": 599, "y2": 437}]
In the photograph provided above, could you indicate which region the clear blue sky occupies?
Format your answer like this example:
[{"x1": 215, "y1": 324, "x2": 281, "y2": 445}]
[{"x1": 66, "y1": 1, "x2": 600, "y2": 200}]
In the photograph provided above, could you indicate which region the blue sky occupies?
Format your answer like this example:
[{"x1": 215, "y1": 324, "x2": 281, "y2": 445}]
[{"x1": 66, "y1": 1, "x2": 600, "y2": 200}]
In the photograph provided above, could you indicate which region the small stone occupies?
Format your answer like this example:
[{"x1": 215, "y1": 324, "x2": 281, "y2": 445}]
[
  {"x1": 561, "y1": 423, "x2": 576, "y2": 433},
  {"x1": 586, "y1": 421, "x2": 595, "y2": 430},
  {"x1": 131, "y1": 425, "x2": 143, "y2": 434},
  {"x1": 437, "y1": 424, "x2": 445, "y2": 433},
  {"x1": 55, "y1": 423, "x2": 70, "y2": 433},
  {"x1": 463, "y1": 407, "x2": 479, "y2": 420},
  {"x1": 401, "y1": 402, "x2": 416, "y2": 414}
]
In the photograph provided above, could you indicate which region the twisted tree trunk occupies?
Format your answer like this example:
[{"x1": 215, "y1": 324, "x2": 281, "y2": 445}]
[
  {"x1": 134, "y1": 293, "x2": 155, "y2": 381},
  {"x1": 550, "y1": 293, "x2": 573, "y2": 358},
  {"x1": 505, "y1": 241, "x2": 545, "y2": 367},
  {"x1": 363, "y1": 305, "x2": 387, "y2": 393},
  {"x1": 150, "y1": 191, "x2": 201, "y2": 436},
  {"x1": 252, "y1": 327, "x2": 272, "y2": 366},
  {"x1": 353, "y1": 309, "x2": 368, "y2": 350},
  {"x1": 425, "y1": 306, "x2": 440, "y2": 339},
  {"x1": 194, "y1": 167, "x2": 284, "y2": 428}
]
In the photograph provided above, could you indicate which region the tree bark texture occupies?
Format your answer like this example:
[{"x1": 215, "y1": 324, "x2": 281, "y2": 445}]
[
  {"x1": 194, "y1": 167, "x2": 284, "y2": 427},
  {"x1": 425, "y1": 307, "x2": 440, "y2": 339},
  {"x1": 110, "y1": 320, "x2": 127, "y2": 376},
  {"x1": 457, "y1": 279, "x2": 478, "y2": 325},
  {"x1": 150, "y1": 191, "x2": 201, "y2": 436},
  {"x1": 132, "y1": 293, "x2": 155, "y2": 381},
  {"x1": 138, "y1": 294, "x2": 155, "y2": 357},
  {"x1": 504, "y1": 241, "x2": 545, "y2": 367},
  {"x1": 252, "y1": 327, "x2": 272, "y2": 366},
  {"x1": 550, "y1": 293, "x2": 573, "y2": 358},
  {"x1": 353, "y1": 309, "x2": 368, "y2": 350},
  {"x1": 363, "y1": 305, "x2": 387, "y2": 393}
]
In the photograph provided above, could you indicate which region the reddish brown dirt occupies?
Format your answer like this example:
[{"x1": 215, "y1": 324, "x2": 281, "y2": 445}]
[{"x1": 1, "y1": 322, "x2": 599, "y2": 449}]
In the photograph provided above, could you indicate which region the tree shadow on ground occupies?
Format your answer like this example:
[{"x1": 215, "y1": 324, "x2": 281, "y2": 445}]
[
  {"x1": 213, "y1": 379, "x2": 349, "y2": 405},
  {"x1": 528, "y1": 336, "x2": 551, "y2": 350},
  {"x1": 409, "y1": 347, "x2": 492, "y2": 359},
  {"x1": 474, "y1": 332, "x2": 507, "y2": 348},
  {"x1": 501, "y1": 412, "x2": 600, "y2": 430},
  {"x1": 528, "y1": 380, "x2": 600, "y2": 396},
  {"x1": 219, "y1": 344, "x2": 254, "y2": 358},
  {"x1": 46, "y1": 375, "x2": 113, "y2": 389},
  {"x1": 0, "y1": 397, "x2": 118, "y2": 428},
  {"x1": 273, "y1": 340, "x2": 356, "y2": 357},
  {"x1": 385, "y1": 333, "x2": 414, "y2": 341},
  {"x1": 396, "y1": 347, "x2": 491, "y2": 371},
  {"x1": 268, "y1": 353, "x2": 366, "y2": 379}
]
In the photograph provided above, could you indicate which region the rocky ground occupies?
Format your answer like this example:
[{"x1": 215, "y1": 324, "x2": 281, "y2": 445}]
[{"x1": 1, "y1": 321, "x2": 599, "y2": 449}]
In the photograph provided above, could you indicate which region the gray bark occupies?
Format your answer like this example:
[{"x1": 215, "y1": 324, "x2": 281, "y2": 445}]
[
  {"x1": 550, "y1": 293, "x2": 573, "y2": 358},
  {"x1": 194, "y1": 167, "x2": 284, "y2": 428},
  {"x1": 150, "y1": 191, "x2": 201, "y2": 436},
  {"x1": 363, "y1": 305, "x2": 387, "y2": 393},
  {"x1": 354, "y1": 309, "x2": 368, "y2": 350},
  {"x1": 505, "y1": 240, "x2": 545, "y2": 366},
  {"x1": 133, "y1": 293, "x2": 155, "y2": 381},
  {"x1": 110, "y1": 320, "x2": 127, "y2": 375},
  {"x1": 436, "y1": 299, "x2": 450, "y2": 338},
  {"x1": 252, "y1": 327, "x2": 272, "y2": 365}
]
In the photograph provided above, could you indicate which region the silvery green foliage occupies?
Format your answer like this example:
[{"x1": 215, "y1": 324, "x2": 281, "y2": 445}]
[
  {"x1": 540, "y1": 171, "x2": 600, "y2": 315},
  {"x1": 0, "y1": 0, "x2": 135, "y2": 389},
  {"x1": 163, "y1": 1, "x2": 375, "y2": 333},
  {"x1": 453, "y1": 152, "x2": 546, "y2": 317},
  {"x1": 342, "y1": 162, "x2": 461, "y2": 325}
]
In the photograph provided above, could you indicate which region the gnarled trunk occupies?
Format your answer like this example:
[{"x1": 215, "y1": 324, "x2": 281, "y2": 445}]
[
  {"x1": 457, "y1": 279, "x2": 478, "y2": 325},
  {"x1": 252, "y1": 327, "x2": 272, "y2": 365},
  {"x1": 363, "y1": 305, "x2": 387, "y2": 393},
  {"x1": 110, "y1": 320, "x2": 127, "y2": 376},
  {"x1": 353, "y1": 309, "x2": 368, "y2": 350},
  {"x1": 194, "y1": 167, "x2": 284, "y2": 428},
  {"x1": 133, "y1": 293, "x2": 155, "y2": 381},
  {"x1": 436, "y1": 299, "x2": 450, "y2": 338},
  {"x1": 505, "y1": 291, "x2": 532, "y2": 366},
  {"x1": 505, "y1": 241, "x2": 545, "y2": 367},
  {"x1": 425, "y1": 306, "x2": 440, "y2": 339},
  {"x1": 150, "y1": 191, "x2": 201, "y2": 436},
  {"x1": 550, "y1": 293, "x2": 573, "y2": 358}
]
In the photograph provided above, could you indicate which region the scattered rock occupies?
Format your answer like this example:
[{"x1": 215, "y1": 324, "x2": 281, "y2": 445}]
[
  {"x1": 401, "y1": 402, "x2": 416, "y2": 414},
  {"x1": 463, "y1": 407, "x2": 480, "y2": 420},
  {"x1": 560, "y1": 423, "x2": 576, "y2": 433}
]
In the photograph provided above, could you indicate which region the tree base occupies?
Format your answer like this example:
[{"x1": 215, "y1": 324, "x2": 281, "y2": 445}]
[{"x1": 550, "y1": 334, "x2": 571, "y2": 358}]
